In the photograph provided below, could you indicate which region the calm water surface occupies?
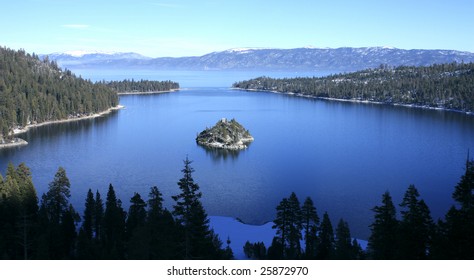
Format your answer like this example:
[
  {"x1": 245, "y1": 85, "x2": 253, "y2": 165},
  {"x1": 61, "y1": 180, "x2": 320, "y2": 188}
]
[{"x1": 1, "y1": 71, "x2": 474, "y2": 239}]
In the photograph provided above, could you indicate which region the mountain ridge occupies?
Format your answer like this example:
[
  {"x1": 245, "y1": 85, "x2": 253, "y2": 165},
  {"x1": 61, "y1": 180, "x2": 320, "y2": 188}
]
[{"x1": 43, "y1": 47, "x2": 474, "y2": 72}]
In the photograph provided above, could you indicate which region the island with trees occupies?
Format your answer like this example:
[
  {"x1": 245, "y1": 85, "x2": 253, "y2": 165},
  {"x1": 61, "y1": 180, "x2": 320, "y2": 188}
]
[
  {"x1": 196, "y1": 118, "x2": 254, "y2": 150},
  {"x1": 233, "y1": 62, "x2": 474, "y2": 113}
]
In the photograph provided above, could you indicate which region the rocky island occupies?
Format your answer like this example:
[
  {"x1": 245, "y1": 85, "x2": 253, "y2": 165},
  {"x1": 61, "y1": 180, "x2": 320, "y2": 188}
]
[{"x1": 196, "y1": 118, "x2": 254, "y2": 150}]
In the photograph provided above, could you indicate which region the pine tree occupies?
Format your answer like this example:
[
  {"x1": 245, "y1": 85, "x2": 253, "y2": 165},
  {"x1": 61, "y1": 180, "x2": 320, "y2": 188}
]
[
  {"x1": 126, "y1": 192, "x2": 149, "y2": 259},
  {"x1": 41, "y1": 167, "x2": 71, "y2": 224},
  {"x1": 267, "y1": 237, "x2": 284, "y2": 260},
  {"x1": 439, "y1": 158, "x2": 474, "y2": 258},
  {"x1": 37, "y1": 167, "x2": 77, "y2": 259},
  {"x1": 77, "y1": 189, "x2": 95, "y2": 259},
  {"x1": 82, "y1": 189, "x2": 95, "y2": 240},
  {"x1": 147, "y1": 186, "x2": 179, "y2": 259},
  {"x1": 317, "y1": 212, "x2": 334, "y2": 259},
  {"x1": 94, "y1": 190, "x2": 104, "y2": 240},
  {"x1": 272, "y1": 197, "x2": 291, "y2": 257},
  {"x1": 0, "y1": 164, "x2": 22, "y2": 259},
  {"x1": 287, "y1": 192, "x2": 302, "y2": 258},
  {"x1": 147, "y1": 186, "x2": 164, "y2": 221},
  {"x1": 301, "y1": 197, "x2": 319, "y2": 259},
  {"x1": 368, "y1": 191, "x2": 399, "y2": 259},
  {"x1": 398, "y1": 185, "x2": 434, "y2": 259},
  {"x1": 61, "y1": 204, "x2": 79, "y2": 258},
  {"x1": 103, "y1": 184, "x2": 126, "y2": 259},
  {"x1": 172, "y1": 157, "x2": 220, "y2": 259},
  {"x1": 126, "y1": 192, "x2": 147, "y2": 237},
  {"x1": 335, "y1": 219, "x2": 354, "y2": 259}
]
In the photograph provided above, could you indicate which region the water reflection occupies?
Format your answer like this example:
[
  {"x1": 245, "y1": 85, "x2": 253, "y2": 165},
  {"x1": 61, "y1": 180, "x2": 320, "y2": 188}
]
[
  {"x1": 0, "y1": 111, "x2": 119, "y2": 159},
  {"x1": 198, "y1": 142, "x2": 252, "y2": 162}
]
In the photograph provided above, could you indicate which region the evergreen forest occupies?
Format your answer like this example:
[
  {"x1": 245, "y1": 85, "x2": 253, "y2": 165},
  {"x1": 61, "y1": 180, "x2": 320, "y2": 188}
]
[
  {"x1": 0, "y1": 158, "x2": 232, "y2": 260},
  {"x1": 1, "y1": 156, "x2": 474, "y2": 259},
  {"x1": 233, "y1": 63, "x2": 474, "y2": 113},
  {"x1": 245, "y1": 157, "x2": 474, "y2": 260},
  {"x1": 101, "y1": 79, "x2": 179, "y2": 93},
  {"x1": 0, "y1": 47, "x2": 180, "y2": 143},
  {"x1": 0, "y1": 47, "x2": 118, "y2": 140}
]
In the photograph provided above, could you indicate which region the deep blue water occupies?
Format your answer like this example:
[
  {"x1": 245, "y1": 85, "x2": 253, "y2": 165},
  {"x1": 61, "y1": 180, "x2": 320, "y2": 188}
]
[{"x1": 1, "y1": 71, "x2": 474, "y2": 239}]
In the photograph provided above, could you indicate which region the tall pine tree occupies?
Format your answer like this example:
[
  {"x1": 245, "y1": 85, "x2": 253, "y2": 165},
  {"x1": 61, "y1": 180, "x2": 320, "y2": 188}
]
[
  {"x1": 316, "y1": 212, "x2": 334, "y2": 259},
  {"x1": 37, "y1": 167, "x2": 77, "y2": 259},
  {"x1": 368, "y1": 191, "x2": 399, "y2": 259},
  {"x1": 172, "y1": 157, "x2": 222, "y2": 259},
  {"x1": 334, "y1": 219, "x2": 354, "y2": 259},
  {"x1": 398, "y1": 185, "x2": 434, "y2": 259},
  {"x1": 103, "y1": 184, "x2": 126, "y2": 259},
  {"x1": 301, "y1": 196, "x2": 319, "y2": 259}
]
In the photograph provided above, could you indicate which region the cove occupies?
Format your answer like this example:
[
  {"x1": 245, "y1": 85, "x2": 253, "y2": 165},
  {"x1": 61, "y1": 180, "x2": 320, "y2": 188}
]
[{"x1": 1, "y1": 83, "x2": 474, "y2": 240}]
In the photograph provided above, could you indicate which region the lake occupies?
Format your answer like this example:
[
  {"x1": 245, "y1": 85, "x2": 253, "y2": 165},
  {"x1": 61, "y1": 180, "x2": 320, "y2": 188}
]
[{"x1": 1, "y1": 70, "x2": 474, "y2": 239}]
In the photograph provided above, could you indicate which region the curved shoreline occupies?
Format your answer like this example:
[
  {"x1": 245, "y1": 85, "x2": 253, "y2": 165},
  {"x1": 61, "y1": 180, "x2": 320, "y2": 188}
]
[
  {"x1": 232, "y1": 87, "x2": 474, "y2": 116},
  {"x1": 0, "y1": 138, "x2": 28, "y2": 149},
  {"x1": 0, "y1": 104, "x2": 124, "y2": 149}
]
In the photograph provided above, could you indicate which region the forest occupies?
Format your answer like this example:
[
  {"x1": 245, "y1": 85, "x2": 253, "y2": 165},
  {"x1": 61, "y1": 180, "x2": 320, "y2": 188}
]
[
  {"x1": 101, "y1": 79, "x2": 179, "y2": 93},
  {"x1": 0, "y1": 158, "x2": 232, "y2": 260},
  {"x1": 1, "y1": 156, "x2": 473, "y2": 260},
  {"x1": 233, "y1": 63, "x2": 474, "y2": 113},
  {"x1": 0, "y1": 47, "x2": 118, "y2": 140}
]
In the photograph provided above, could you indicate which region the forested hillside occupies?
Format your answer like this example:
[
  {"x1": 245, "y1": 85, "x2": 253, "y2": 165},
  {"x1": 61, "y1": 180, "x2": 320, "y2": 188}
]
[
  {"x1": 0, "y1": 47, "x2": 119, "y2": 141},
  {"x1": 233, "y1": 63, "x2": 474, "y2": 113},
  {"x1": 102, "y1": 79, "x2": 179, "y2": 94}
]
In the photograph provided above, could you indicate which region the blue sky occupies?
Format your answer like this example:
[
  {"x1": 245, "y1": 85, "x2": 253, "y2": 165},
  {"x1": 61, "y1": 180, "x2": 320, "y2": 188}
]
[{"x1": 1, "y1": 0, "x2": 473, "y2": 57}]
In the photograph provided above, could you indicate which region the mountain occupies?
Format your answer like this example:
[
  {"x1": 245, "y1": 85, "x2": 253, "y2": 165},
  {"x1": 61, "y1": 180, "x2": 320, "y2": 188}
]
[
  {"x1": 46, "y1": 47, "x2": 474, "y2": 72},
  {"x1": 42, "y1": 51, "x2": 151, "y2": 67}
]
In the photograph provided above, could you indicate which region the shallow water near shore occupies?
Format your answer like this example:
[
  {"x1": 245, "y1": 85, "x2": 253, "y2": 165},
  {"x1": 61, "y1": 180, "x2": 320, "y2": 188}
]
[{"x1": 1, "y1": 70, "x2": 474, "y2": 239}]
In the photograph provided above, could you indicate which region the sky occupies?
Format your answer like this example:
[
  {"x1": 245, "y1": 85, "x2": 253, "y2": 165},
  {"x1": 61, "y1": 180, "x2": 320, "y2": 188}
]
[{"x1": 1, "y1": 0, "x2": 473, "y2": 57}]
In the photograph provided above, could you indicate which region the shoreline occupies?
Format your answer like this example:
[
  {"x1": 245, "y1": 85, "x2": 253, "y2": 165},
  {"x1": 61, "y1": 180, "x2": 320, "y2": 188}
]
[
  {"x1": 117, "y1": 88, "x2": 179, "y2": 95},
  {"x1": 0, "y1": 104, "x2": 124, "y2": 150},
  {"x1": 0, "y1": 138, "x2": 28, "y2": 149},
  {"x1": 232, "y1": 87, "x2": 474, "y2": 116},
  {"x1": 209, "y1": 215, "x2": 368, "y2": 259}
]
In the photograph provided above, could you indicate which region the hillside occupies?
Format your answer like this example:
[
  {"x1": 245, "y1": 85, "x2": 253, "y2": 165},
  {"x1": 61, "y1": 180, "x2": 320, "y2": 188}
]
[
  {"x1": 45, "y1": 47, "x2": 474, "y2": 72},
  {"x1": 233, "y1": 63, "x2": 474, "y2": 113},
  {"x1": 0, "y1": 47, "x2": 119, "y2": 142}
]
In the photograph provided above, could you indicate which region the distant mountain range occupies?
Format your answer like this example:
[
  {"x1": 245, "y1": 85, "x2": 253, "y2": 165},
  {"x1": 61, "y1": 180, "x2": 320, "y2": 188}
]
[{"x1": 43, "y1": 47, "x2": 474, "y2": 72}]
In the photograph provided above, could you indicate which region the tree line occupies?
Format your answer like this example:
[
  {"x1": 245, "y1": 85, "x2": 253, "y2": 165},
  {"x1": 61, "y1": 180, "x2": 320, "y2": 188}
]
[
  {"x1": 0, "y1": 47, "x2": 119, "y2": 140},
  {"x1": 101, "y1": 79, "x2": 179, "y2": 93},
  {"x1": 0, "y1": 158, "x2": 232, "y2": 259},
  {"x1": 0, "y1": 47, "x2": 180, "y2": 143},
  {"x1": 233, "y1": 62, "x2": 474, "y2": 113},
  {"x1": 1, "y1": 156, "x2": 473, "y2": 259},
  {"x1": 244, "y1": 157, "x2": 474, "y2": 260}
]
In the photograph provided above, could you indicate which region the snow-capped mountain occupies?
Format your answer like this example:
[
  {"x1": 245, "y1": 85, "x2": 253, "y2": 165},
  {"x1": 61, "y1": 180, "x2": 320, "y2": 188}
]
[
  {"x1": 44, "y1": 47, "x2": 474, "y2": 71},
  {"x1": 41, "y1": 51, "x2": 151, "y2": 66}
]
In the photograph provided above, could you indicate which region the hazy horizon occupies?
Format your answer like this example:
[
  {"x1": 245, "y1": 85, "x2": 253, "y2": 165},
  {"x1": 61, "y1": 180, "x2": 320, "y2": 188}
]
[{"x1": 2, "y1": 0, "x2": 473, "y2": 57}]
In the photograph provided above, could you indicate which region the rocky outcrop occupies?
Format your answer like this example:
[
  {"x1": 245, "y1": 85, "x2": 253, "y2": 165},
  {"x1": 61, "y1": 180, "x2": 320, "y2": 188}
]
[{"x1": 196, "y1": 118, "x2": 254, "y2": 150}]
